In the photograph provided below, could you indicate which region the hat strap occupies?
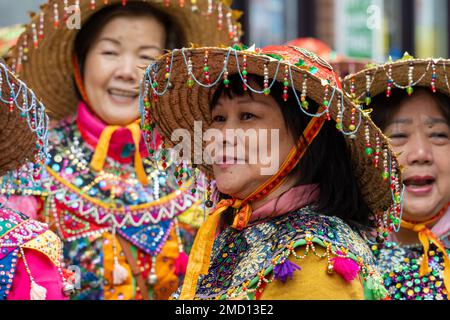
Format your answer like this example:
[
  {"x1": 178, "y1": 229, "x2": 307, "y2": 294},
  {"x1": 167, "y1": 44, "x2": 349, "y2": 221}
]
[
  {"x1": 72, "y1": 56, "x2": 92, "y2": 107},
  {"x1": 179, "y1": 113, "x2": 326, "y2": 300}
]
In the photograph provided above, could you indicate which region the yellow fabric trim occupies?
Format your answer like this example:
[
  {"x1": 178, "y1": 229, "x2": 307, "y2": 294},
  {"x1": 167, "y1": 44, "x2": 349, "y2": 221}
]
[
  {"x1": 90, "y1": 125, "x2": 120, "y2": 172},
  {"x1": 46, "y1": 167, "x2": 192, "y2": 211},
  {"x1": 22, "y1": 230, "x2": 63, "y2": 267},
  {"x1": 90, "y1": 121, "x2": 149, "y2": 186},
  {"x1": 179, "y1": 203, "x2": 227, "y2": 299},
  {"x1": 401, "y1": 220, "x2": 450, "y2": 294},
  {"x1": 103, "y1": 232, "x2": 134, "y2": 300},
  {"x1": 261, "y1": 246, "x2": 365, "y2": 300},
  {"x1": 153, "y1": 226, "x2": 181, "y2": 300}
]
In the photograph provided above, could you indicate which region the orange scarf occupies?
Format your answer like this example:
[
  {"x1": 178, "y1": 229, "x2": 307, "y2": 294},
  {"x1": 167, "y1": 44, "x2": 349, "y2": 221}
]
[
  {"x1": 179, "y1": 114, "x2": 325, "y2": 300},
  {"x1": 400, "y1": 203, "x2": 450, "y2": 295}
]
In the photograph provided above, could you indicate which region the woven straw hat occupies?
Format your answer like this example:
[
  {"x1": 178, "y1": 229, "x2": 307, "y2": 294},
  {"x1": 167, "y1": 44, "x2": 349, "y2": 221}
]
[
  {"x1": 284, "y1": 38, "x2": 369, "y2": 79},
  {"x1": 141, "y1": 45, "x2": 403, "y2": 216},
  {"x1": 0, "y1": 62, "x2": 48, "y2": 177},
  {"x1": 343, "y1": 53, "x2": 450, "y2": 102},
  {"x1": 8, "y1": 0, "x2": 242, "y2": 120}
]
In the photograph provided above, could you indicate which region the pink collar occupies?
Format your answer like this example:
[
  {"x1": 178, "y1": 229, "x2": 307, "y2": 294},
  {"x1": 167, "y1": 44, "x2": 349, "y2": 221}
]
[
  {"x1": 431, "y1": 205, "x2": 450, "y2": 239},
  {"x1": 76, "y1": 101, "x2": 148, "y2": 164},
  {"x1": 249, "y1": 184, "x2": 320, "y2": 224}
]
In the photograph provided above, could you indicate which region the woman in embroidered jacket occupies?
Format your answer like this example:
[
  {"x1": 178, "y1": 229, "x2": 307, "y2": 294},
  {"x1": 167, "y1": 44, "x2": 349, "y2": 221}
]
[
  {"x1": 141, "y1": 45, "x2": 403, "y2": 299},
  {"x1": 0, "y1": 62, "x2": 69, "y2": 300},
  {"x1": 345, "y1": 55, "x2": 450, "y2": 300},
  {"x1": 0, "y1": 0, "x2": 241, "y2": 300}
]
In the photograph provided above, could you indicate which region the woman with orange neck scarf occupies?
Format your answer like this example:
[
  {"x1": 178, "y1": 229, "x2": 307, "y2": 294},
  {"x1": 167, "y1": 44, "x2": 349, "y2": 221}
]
[
  {"x1": 344, "y1": 54, "x2": 450, "y2": 300},
  {"x1": 1, "y1": 0, "x2": 241, "y2": 300},
  {"x1": 141, "y1": 44, "x2": 403, "y2": 300}
]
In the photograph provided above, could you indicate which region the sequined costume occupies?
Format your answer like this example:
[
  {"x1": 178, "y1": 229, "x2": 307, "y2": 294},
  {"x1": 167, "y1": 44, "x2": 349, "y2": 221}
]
[
  {"x1": 0, "y1": 206, "x2": 68, "y2": 300},
  {"x1": 172, "y1": 208, "x2": 387, "y2": 300},
  {"x1": 372, "y1": 239, "x2": 449, "y2": 300},
  {"x1": 2, "y1": 108, "x2": 204, "y2": 300}
]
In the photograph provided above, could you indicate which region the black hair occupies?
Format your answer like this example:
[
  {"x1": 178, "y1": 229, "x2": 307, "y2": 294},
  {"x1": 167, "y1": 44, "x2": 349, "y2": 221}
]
[
  {"x1": 211, "y1": 74, "x2": 372, "y2": 228},
  {"x1": 371, "y1": 87, "x2": 450, "y2": 131},
  {"x1": 74, "y1": 2, "x2": 186, "y2": 77}
]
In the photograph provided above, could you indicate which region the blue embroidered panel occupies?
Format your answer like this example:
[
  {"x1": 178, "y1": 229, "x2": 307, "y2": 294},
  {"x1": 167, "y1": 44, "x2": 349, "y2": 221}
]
[
  {"x1": 118, "y1": 220, "x2": 173, "y2": 256},
  {"x1": 0, "y1": 248, "x2": 20, "y2": 300}
]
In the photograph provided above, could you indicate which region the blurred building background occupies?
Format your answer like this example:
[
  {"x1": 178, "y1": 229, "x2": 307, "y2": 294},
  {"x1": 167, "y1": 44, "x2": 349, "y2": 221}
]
[
  {"x1": 0, "y1": 0, "x2": 448, "y2": 62},
  {"x1": 233, "y1": 0, "x2": 449, "y2": 62}
]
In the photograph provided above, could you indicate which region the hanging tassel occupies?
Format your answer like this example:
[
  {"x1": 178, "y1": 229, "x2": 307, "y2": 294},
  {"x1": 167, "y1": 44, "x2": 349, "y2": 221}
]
[
  {"x1": 331, "y1": 257, "x2": 360, "y2": 282},
  {"x1": 366, "y1": 276, "x2": 389, "y2": 300},
  {"x1": 30, "y1": 281, "x2": 47, "y2": 300},
  {"x1": 273, "y1": 259, "x2": 301, "y2": 283},
  {"x1": 113, "y1": 260, "x2": 129, "y2": 285},
  {"x1": 19, "y1": 247, "x2": 47, "y2": 300},
  {"x1": 175, "y1": 252, "x2": 189, "y2": 276}
]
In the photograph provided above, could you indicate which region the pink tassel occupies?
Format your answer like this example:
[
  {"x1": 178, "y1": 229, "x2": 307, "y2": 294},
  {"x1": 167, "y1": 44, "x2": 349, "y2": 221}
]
[
  {"x1": 331, "y1": 257, "x2": 360, "y2": 282},
  {"x1": 174, "y1": 252, "x2": 189, "y2": 276}
]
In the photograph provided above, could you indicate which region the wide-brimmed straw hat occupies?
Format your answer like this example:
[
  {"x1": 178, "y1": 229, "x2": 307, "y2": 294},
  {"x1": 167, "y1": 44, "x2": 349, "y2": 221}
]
[
  {"x1": 141, "y1": 44, "x2": 403, "y2": 217},
  {"x1": 343, "y1": 53, "x2": 450, "y2": 103},
  {"x1": 285, "y1": 38, "x2": 369, "y2": 79},
  {"x1": 8, "y1": 0, "x2": 242, "y2": 120},
  {"x1": 0, "y1": 62, "x2": 48, "y2": 178}
]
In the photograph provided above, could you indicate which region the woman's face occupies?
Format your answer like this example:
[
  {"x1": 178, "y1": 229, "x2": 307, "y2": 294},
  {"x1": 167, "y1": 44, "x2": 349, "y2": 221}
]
[
  {"x1": 384, "y1": 91, "x2": 450, "y2": 222},
  {"x1": 209, "y1": 87, "x2": 296, "y2": 200},
  {"x1": 83, "y1": 15, "x2": 165, "y2": 125}
]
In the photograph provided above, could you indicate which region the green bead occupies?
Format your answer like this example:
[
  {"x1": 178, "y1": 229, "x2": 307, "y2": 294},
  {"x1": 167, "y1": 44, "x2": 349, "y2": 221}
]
[
  {"x1": 365, "y1": 147, "x2": 374, "y2": 155},
  {"x1": 152, "y1": 82, "x2": 158, "y2": 88},
  {"x1": 365, "y1": 96, "x2": 372, "y2": 105},
  {"x1": 187, "y1": 79, "x2": 194, "y2": 88},
  {"x1": 242, "y1": 70, "x2": 248, "y2": 76},
  {"x1": 191, "y1": 189, "x2": 197, "y2": 194},
  {"x1": 174, "y1": 172, "x2": 179, "y2": 177},
  {"x1": 323, "y1": 100, "x2": 329, "y2": 107},
  {"x1": 382, "y1": 172, "x2": 390, "y2": 179},
  {"x1": 301, "y1": 100, "x2": 309, "y2": 109},
  {"x1": 336, "y1": 123, "x2": 343, "y2": 130},
  {"x1": 406, "y1": 87, "x2": 414, "y2": 95},
  {"x1": 264, "y1": 88, "x2": 271, "y2": 95},
  {"x1": 284, "y1": 81, "x2": 289, "y2": 87},
  {"x1": 223, "y1": 79, "x2": 230, "y2": 85},
  {"x1": 204, "y1": 66, "x2": 209, "y2": 72},
  {"x1": 382, "y1": 231, "x2": 388, "y2": 238}
]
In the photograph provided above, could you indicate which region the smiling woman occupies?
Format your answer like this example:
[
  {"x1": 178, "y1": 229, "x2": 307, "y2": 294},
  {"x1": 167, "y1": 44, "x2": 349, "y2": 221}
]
[
  {"x1": 345, "y1": 55, "x2": 450, "y2": 300},
  {"x1": 75, "y1": 4, "x2": 182, "y2": 125},
  {"x1": 1, "y1": 0, "x2": 242, "y2": 301}
]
